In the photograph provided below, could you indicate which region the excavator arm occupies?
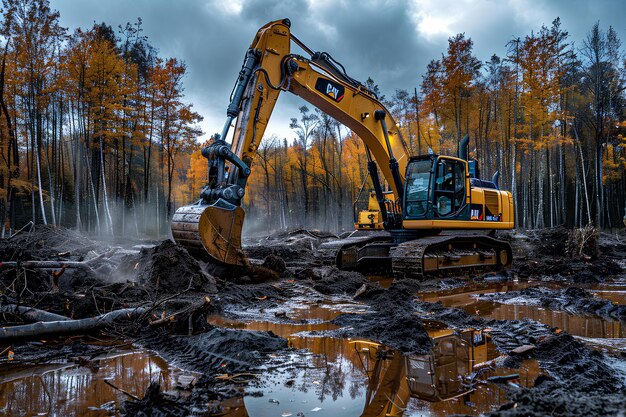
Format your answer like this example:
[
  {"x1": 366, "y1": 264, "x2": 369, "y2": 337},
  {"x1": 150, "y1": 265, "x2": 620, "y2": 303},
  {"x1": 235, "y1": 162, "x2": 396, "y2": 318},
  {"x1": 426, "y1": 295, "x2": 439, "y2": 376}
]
[{"x1": 172, "y1": 18, "x2": 410, "y2": 266}]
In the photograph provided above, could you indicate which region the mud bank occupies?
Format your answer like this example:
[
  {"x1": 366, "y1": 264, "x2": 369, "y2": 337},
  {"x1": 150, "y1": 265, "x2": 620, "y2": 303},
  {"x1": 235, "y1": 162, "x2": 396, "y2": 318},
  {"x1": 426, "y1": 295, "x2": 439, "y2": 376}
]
[
  {"x1": 504, "y1": 227, "x2": 625, "y2": 282},
  {"x1": 478, "y1": 286, "x2": 626, "y2": 321},
  {"x1": 488, "y1": 334, "x2": 626, "y2": 416},
  {"x1": 2, "y1": 225, "x2": 626, "y2": 416}
]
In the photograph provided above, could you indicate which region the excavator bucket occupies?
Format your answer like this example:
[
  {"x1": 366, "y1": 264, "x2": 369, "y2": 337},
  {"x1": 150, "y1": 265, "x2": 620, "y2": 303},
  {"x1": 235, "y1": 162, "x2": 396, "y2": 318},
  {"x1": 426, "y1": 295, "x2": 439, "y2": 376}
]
[{"x1": 171, "y1": 199, "x2": 248, "y2": 267}]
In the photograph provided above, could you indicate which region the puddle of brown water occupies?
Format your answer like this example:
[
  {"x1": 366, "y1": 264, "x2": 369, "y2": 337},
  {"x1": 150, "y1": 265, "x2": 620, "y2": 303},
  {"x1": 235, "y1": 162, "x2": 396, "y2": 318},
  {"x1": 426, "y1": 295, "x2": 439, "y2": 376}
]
[
  {"x1": 368, "y1": 275, "x2": 394, "y2": 288},
  {"x1": 419, "y1": 281, "x2": 536, "y2": 308},
  {"x1": 588, "y1": 282, "x2": 626, "y2": 305},
  {"x1": 0, "y1": 349, "x2": 187, "y2": 416},
  {"x1": 240, "y1": 330, "x2": 540, "y2": 417},
  {"x1": 211, "y1": 302, "x2": 541, "y2": 416},
  {"x1": 2, "y1": 294, "x2": 548, "y2": 416},
  {"x1": 484, "y1": 302, "x2": 626, "y2": 338},
  {"x1": 420, "y1": 280, "x2": 626, "y2": 339}
]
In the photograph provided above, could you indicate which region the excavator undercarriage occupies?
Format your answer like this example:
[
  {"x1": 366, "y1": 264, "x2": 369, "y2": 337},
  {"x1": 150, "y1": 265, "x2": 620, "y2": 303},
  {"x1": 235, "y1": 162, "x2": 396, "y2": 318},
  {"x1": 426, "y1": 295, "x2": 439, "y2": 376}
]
[{"x1": 330, "y1": 231, "x2": 512, "y2": 279}]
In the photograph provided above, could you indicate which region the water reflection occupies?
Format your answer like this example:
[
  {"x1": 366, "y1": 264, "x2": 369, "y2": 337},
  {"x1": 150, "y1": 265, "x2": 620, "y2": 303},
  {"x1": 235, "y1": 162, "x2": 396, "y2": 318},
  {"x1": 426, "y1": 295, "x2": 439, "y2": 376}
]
[
  {"x1": 420, "y1": 281, "x2": 536, "y2": 308},
  {"x1": 485, "y1": 303, "x2": 626, "y2": 338},
  {"x1": 352, "y1": 329, "x2": 539, "y2": 417},
  {"x1": 590, "y1": 284, "x2": 626, "y2": 305},
  {"x1": 2, "y1": 301, "x2": 545, "y2": 416},
  {"x1": 421, "y1": 281, "x2": 626, "y2": 339},
  {"x1": 237, "y1": 328, "x2": 539, "y2": 417},
  {"x1": 0, "y1": 350, "x2": 182, "y2": 416}
]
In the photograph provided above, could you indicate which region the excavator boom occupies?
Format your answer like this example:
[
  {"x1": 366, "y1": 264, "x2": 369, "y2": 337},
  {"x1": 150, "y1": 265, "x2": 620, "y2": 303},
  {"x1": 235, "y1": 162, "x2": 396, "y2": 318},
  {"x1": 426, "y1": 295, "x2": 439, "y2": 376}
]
[{"x1": 172, "y1": 18, "x2": 408, "y2": 266}]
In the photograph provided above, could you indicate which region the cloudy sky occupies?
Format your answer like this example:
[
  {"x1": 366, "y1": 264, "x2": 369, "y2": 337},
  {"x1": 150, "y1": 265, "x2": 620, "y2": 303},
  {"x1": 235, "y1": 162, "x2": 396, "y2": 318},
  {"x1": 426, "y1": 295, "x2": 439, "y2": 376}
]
[{"x1": 51, "y1": 0, "x2": 624, "y2": 141}]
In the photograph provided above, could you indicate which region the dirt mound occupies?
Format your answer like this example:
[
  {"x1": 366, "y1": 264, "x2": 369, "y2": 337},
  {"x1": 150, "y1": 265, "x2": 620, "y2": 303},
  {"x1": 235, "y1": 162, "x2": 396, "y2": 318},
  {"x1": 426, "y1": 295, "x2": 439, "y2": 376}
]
[
  {"x1": 217, "y1": 280, "x2": 298, "y2": 309},
  {"x1": 262, "y1": 254, "x2": 286, "y2": 274},
  {"x1": 0, "y1": 338, "x2": 109, "y2": 367},
  {"x1": 531, "y1": 334, "x2": 624, "y2": 394},
  {"x1": 329, "y1": 279, "x2": 432, "y2": 353},
  {"x1": 490, "y1": 334, "x2": 626, "y2": 417},
  {"x1": 140, "y1": 327, "x2": 288, "y2": 375},
  {"x1": 490, "y1": 383, "x2": 626, "y2": 417},
  {"x1": 479, "y1": 286, "x2": 626, "y2": 321},
  {"x1": 413, "y1": 300, "x2": 553, "y2": 352},
  {"x1": 116, "y1": 240, "x2": 216, "y2": 294},
  {"x1": 599, "y1": 232, "x2": 626, "y2": 259},
  {"x1": 363, "y1": 279, "x2": 420, "y2": 311},
  {"x1": 332, "y1": 310, "x2": 433, "y2": 354},
  {"x1": 244, "y1": 228, "x2": 335, "y2": 263},
  {"x1": 311, "y1": 268, "x2": 367, "y2": 295},
  {"x1": 508, "y1": 227, "x2": 624, "y2": 281},
  {"x1": 351, "y1": 279, "x2": 552, "y2": 354},
  {"x1": 0, "y1": 225, "x2": 104, "y2": 295},
  {"x1": 0, "y1": 224, "x2": 99, "y2": 262},
  {"x1": 0, "y1": 267, "x2": 51, "y2": 294}
]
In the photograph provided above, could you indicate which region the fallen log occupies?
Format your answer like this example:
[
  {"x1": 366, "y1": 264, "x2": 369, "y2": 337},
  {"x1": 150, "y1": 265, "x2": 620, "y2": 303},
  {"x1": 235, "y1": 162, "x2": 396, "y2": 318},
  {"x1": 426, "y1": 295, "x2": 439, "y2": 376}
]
[
  {"x1": 0, "y1": 307, "x2": 147, "y2": 342},
  {"x1": 0, "y1": 304, "x2": 71, "y2": 323},
  {"x1": 0, "y1": 249, "x2": 120, "y2": 272},
  {"x1": 0, "y1": 260, "x2": 95, "y2": 269}
]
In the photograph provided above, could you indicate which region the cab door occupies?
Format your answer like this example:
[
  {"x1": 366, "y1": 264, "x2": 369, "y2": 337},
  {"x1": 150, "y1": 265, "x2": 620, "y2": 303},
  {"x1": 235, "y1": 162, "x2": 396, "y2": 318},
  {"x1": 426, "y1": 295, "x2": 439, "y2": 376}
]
[{"x1": 433, "y1": 157, "x2": 468, "y2": 219}]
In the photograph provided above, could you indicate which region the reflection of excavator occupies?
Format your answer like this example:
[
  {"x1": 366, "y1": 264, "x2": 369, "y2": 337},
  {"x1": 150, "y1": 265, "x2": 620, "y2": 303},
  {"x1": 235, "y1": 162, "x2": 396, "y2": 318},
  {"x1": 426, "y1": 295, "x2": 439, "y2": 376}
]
[
  {"x1": 354, "y1": 329, "x2": 492, "y2": 416},
  {"x1": 171, "y1": 19, "x2": 514, "y2": 278}
]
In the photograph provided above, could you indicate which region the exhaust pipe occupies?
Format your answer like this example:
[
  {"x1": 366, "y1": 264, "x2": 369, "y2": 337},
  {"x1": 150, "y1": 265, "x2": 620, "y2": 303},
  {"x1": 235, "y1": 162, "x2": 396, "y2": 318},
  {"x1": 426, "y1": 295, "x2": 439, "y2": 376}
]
[
  {"x1": 492, "y1": 171, "x2": 500, "y2": 189},
  {"x1": 459, "y1": 135, "x2": 469, "y2": 161}
]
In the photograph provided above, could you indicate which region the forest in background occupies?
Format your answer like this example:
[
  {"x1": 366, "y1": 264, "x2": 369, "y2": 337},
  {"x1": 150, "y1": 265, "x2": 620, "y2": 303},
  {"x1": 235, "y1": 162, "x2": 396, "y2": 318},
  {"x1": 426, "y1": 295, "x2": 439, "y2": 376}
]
[
  {"x1": 0, "y1": 0, "x2": 202, "y2": 237},
  {"x1": 0, "y1": 0, "x2": 624, "y2": 237}
]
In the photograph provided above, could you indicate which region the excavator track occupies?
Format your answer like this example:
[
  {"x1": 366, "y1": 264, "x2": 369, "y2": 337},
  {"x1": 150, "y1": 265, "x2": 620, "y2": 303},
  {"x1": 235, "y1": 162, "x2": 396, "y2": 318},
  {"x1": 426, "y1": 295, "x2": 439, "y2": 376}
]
[
  {"x1": 390, "y1": 234, "x2": 511, "y2": 279},
  {"x1": 334, "y1": 233, "x2": 511, "y2": 280}
]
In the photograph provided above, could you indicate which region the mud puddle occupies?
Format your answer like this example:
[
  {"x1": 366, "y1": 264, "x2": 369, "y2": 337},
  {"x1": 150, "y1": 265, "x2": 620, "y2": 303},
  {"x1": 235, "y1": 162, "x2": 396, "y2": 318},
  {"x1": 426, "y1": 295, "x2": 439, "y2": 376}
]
[
  {"x1": 239, "y1": 329, "x2": 541, "y2": 417},
  {"x1": 0, "y1": 306, "x2": 543, "y2": 416},
  {"x1": 420, "y1": 280, "x2": 626, "y2": 339},
  {"x1": 210, "y1": 300, "x2": 543, "y2": 416},
  {"x1": 588, "y1": 282, "x2": 626, "y2": 305},
  {"x1": 0, "y1": 348, "x2": 192, "y2": 416}
]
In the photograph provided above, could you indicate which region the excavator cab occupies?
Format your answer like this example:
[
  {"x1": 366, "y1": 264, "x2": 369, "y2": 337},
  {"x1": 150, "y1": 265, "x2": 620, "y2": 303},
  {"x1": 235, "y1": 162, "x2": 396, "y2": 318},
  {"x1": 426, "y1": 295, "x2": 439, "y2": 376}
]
[{"x1": 403, "y1": 155, "x2": 469, "y2": 221}]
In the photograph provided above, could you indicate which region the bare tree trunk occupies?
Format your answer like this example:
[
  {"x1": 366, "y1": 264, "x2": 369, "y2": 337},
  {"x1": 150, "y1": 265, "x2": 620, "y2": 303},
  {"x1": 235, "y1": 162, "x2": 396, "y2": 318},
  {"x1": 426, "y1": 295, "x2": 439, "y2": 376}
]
[
  {"x1": 84, "y1": 147, "x2": 100, "y2": 232},
  {"x1": 99, "y1": 134, "x2": 113, "y2": 234},
  {"x1": 34, "y1": 131, "x2": 48, "y2": 225},
  {"x1": 573, "y1": 124, "x2": 592, "y2": 225}
]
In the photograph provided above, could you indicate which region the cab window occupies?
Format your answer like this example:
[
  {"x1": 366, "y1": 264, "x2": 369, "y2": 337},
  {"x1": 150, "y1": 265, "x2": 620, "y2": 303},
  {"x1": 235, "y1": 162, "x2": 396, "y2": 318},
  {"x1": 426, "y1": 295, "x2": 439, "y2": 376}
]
[{"x1": 404, "y1": 159, "x2": 432, "y2": 218}]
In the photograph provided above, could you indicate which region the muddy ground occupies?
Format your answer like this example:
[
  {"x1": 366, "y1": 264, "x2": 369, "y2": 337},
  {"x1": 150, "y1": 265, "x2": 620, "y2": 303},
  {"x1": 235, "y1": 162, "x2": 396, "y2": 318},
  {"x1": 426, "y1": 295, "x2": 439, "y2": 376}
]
[{"x1": 1, "y1": 225, "x2": 625, "y2": 416}]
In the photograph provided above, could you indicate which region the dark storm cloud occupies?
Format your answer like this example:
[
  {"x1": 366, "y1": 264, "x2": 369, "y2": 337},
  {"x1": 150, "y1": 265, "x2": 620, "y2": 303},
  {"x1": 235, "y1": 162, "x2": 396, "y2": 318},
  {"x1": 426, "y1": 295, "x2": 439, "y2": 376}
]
[{"x1": 50, "y1": 0, "x2": 626, "y2": 140}]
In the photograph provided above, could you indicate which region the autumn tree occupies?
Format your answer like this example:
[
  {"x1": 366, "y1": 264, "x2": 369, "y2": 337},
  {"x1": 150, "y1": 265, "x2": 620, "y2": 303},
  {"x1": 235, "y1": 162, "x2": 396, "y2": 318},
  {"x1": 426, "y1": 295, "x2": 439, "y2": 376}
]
[
  {"x1": 289, "y1": 105, "x2": 318, "y2": 226},
  {"x1": 1, "y1": 0, "x2": 66, "y2": 225}
]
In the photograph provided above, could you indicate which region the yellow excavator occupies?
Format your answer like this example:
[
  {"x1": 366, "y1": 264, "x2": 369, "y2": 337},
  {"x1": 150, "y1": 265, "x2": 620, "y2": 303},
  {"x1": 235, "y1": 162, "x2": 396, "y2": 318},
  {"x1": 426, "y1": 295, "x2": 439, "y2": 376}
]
[
  {"x1": 171, "y1": 19, "x2": 514, "y2": 278},
  {"x1": 354, "y1": 190, "x2": 393, "y2": 230}
]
